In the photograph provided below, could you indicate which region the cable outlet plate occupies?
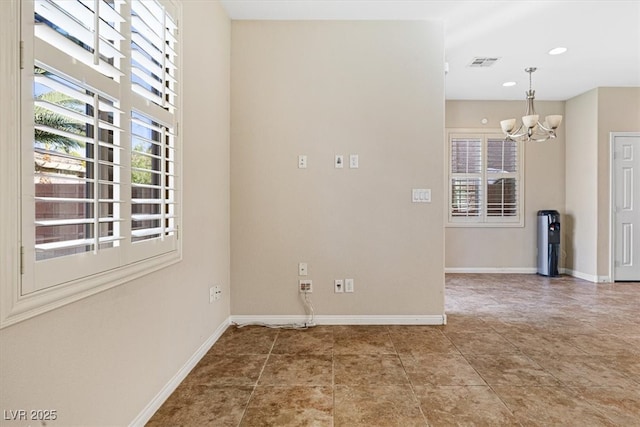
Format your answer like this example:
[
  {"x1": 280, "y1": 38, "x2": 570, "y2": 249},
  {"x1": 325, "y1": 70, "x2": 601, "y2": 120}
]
[
  {"x1": 334, "y1": 279, "x2": 344, "y2": 293},
  {"x1": 299, "y1": 280, "x2": 312, "y2": 293},
  {"x1": 298, "y1": 262, "x2": 308, "y2": 276}
]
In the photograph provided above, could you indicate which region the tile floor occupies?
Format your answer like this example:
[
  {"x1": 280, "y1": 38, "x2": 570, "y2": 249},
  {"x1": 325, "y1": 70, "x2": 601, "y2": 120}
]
[{"x1": 147, "y1": 274, "x2": 640, "y2": 426}]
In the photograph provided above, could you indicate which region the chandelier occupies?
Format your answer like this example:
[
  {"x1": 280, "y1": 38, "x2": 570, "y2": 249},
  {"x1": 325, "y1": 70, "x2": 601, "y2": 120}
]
[{"x1": 500, "y1": 67, "x2": 563, "y2": 142}]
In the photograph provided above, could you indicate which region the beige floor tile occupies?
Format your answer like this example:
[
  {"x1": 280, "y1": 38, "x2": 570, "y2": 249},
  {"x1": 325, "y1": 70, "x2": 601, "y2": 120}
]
[
  {"x1": 334, "y1": 385, "x2": 426, "y2": 427},
  {"x1": 400, "y1": 353, "x2": 486, "y2": 386},
  {"x1": 414, "y1": 385, "x2": 518, "y2": 426},
  {"x1": 466, "y1": 354, "x2": 561, "y2": 386},
  {"x1": 609, "y1": 355, "x2": 640, "y2": 383},
  {"x1": 186, "y1": 354, "x2": 268, "y2": 387},
  {"x1": 271, "y1": 327, "x2": 333, "y2": 354},
  {"x1": 258, "y1": 354, "x2": 332, "y2": 386},
  {"x1": 391, "y1": 330, "x2": 460, "y2": 355},
  {"x1": 445, "y1": 331, "x2": 520, "y2": 355},
  {"x1": 334, "y1": 354, "x2": 409, "y2": 386},
  {"x1": 574, "y1": 385, "x2": 640, "y2": 425},
  {"x1": 493, "y1": 385, "x2": 617, "y2": 426},
  {"x1": 241, "y1": 386, "x2": 333, "y2": 427},
  {"x1": 435, "y1": 314, "x2": 496, "y2": 333},
  {"x1": 530, "y1": 354, "x2": 638, "y2": 388},
  {"x1": 563, "y1": 333, "x2": 639, "y2": 356},
  {"x1": 333, "y1": 325, "x2": 395, "y2": 355},
  {"x1": 502, "y1": 331, "x2": 588, "y2": 356},
  {"x1": 209, "y1": 325, "x2": 279, "y2": 355},
  {"x1": 147, "y1": 384, "x2": 253, "y2": 427}
]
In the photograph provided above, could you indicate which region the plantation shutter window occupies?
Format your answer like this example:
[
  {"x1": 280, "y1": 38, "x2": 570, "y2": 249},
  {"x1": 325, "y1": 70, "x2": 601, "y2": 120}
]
[
  {"x1": 450, "y1": 137, "x2": 482, "y2": 219},
  {"x1": 448, "y1": 133, "x2": 522, "y2": 226},
  {"x1": 486, "y1": 138, "x2": 519, "y2": 219},
  {"x1": 130, "y1": 112, "x2": 177, "y2": 244},
  {"x1": 33, "y1": 70, "x2": 123, "y2": 260},
  {"x1": 21, "y1": 0, "x2": 181, "y2": 297}
]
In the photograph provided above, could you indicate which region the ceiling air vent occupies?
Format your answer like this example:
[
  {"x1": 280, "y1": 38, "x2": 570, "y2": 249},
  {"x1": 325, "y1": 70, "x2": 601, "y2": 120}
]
[{"x1": 468, "y1": 57, "x2": 500, "y2": 68}]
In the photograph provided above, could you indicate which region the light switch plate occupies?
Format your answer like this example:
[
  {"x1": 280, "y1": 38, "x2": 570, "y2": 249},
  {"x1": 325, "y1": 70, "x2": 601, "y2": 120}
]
[{"x1": 412, "y1": 189, "x2": 431, "y2": 203}]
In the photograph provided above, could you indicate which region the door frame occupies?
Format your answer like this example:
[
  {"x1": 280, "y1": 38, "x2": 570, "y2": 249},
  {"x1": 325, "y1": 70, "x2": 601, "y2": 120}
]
[{"x1": 609, "y1": 131, "x2": 640, "y2": 282}]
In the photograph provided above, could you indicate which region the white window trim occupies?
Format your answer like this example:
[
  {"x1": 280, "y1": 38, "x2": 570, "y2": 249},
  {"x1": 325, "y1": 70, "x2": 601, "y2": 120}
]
[
  {"x1": 0, "y1": 0, "x2": 183, "y2": 329},
  {"x1": 445, "y1": 128, "x2": 525, "y2": 228}
]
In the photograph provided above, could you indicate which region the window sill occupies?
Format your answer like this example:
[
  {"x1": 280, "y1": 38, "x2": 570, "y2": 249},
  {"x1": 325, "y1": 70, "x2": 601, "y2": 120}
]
[{"x1": 446, "y1": 221, "x2": 524, "y2": 228}]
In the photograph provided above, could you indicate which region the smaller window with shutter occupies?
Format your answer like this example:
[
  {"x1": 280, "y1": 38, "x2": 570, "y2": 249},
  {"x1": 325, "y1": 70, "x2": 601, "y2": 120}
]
[{"x1": 448, "y1": 132, "x2": 523, "y2": 226}]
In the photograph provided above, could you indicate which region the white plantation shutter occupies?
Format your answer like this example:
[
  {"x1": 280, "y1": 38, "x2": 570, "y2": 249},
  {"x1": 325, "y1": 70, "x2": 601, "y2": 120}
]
[
  {"x1": 34, "y1": 0, "x2": 125, "y2": 80},
  {"x1": 486, "y1": 138, "x2": 519, "y2": 220},
  {"x1": 129, "y1": 0, "x2": 179, "y2": 259},
  {"x1": 33, "y1": 72, "x2": 124, "y2": 257},
  {"x1": 448, "y1": 133, "x2": 522, "y2": 225},
  {"x1": 130, "y1": 0, "x2": 178, "y2": 115},
  {"x1": 22, "y1": 0, "x2": 181, "y2": 294},
  {"x1": 450, "y1": 137, "x2": 483, "y2": 220},
  {"x1": 130, "y1": 112, "x2": 177, "y2": 244}
]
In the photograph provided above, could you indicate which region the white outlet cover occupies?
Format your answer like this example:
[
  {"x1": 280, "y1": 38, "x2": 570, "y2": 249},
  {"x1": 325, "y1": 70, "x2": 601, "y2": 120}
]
[
  {"x1": 335, "y1": 155, "x2": 344, "y2": 168},
  {"x1": 412, "y1": 188, "x2": 431, "y2": 203},
  {"x1": 298, "y1": 262, "x2": 308, "y2": 276},
  {"x1": 349, "y1": 154, "x2": 359, "y2": 168},
  {"x1": 334, "y1": 279, "x2": 344, "y2": 293},
  {"x1": 345, "y1": 278, "x2": 354, "y2": 293},
  {"x1": 298, "y1": 155, "x2": 307, "y2": 169}
]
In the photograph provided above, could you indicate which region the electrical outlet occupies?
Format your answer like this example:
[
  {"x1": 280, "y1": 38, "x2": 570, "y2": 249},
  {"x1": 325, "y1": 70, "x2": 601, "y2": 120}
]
[
  {"x1": 334, "y1": 279, "x2": 344, "y2": 293},
  {"x1": 299, "y1": 262, "x2": 308, "y2": 276},
  {"x1": 349, "y1": 154, "x2": 359, "y2": 169},
  {"x1": 298, "y1": 155, "x2": 307, "y2": 169},
  {"x1": 299, "y1": 280, "x2": 312, "y2": 293},
  {"x1": 345, "y1": 278, "x2": 354, "y2": 293},
  {"x1": 209, "y1": 285, "x2": 222, "y2": 303}
]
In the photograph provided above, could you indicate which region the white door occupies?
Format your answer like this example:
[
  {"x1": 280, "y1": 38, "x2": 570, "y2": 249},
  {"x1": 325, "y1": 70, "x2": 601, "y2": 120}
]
[{"x1": 613, "y1": 133, "x2": 640, "y2": 281}]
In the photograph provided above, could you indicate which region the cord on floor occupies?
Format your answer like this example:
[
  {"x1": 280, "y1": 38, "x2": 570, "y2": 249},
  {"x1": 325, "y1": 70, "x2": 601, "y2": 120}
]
[{"x1": 232, "y1": 291, "x2": 316, "y2": 330}]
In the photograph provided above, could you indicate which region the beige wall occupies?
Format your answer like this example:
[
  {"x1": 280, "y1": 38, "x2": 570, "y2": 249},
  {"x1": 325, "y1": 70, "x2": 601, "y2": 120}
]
[
  {"x1": 445, "y1": 100, "x2": 566, "y2": 270},
  {"x1": 230, "y1": 21, "x2": 445, "y2": 318},
  {"x1": 565, "y1": 87, "x2": 640, "y2": 280},
  {"x1": 0, "y1": 2, "x2": 231, "y2": 425},
  {"x1": 565, "y1": 89, "x2": 599, "y2": 277},
  {"x1": 596, "y1": 88, "x2": 640, "y2": 277}
]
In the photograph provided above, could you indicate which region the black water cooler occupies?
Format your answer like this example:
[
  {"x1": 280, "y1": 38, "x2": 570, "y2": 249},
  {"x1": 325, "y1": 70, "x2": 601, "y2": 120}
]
[{"x1": 537, "y1": 210, "x2": 560, "y2": 277}]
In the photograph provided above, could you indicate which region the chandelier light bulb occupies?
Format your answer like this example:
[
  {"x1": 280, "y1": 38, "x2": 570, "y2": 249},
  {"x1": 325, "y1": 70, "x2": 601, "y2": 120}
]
[
  {"x1": 500, "y1": 119, "x2": 516, "y2": 133},
  {"x1": 545, "y1": 115, "x2": 563, "y2": 129},
  {"x1": 522, "y1": 114, "x2": 539, "y2": 128}
]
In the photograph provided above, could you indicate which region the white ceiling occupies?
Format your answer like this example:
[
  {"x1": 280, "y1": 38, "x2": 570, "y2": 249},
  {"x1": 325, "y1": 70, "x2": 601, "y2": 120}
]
[{"x1": 219, "y1": 0, "x2": 640, "y2": 101}]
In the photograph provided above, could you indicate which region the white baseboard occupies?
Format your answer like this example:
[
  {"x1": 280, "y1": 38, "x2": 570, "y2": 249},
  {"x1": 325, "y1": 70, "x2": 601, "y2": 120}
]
[
  {"x1": 129, "y1": 318, "x2": 231, "y2": 427},
  {"x1": 561, "y1": 268, "x2": 611, "y2": 283},
  {"x1": 445, "y1": 267, "x2": 612, "y2": 283},
  {"x1": 230, "y1": 314, "x2": 446, "y2": 326},
  {"x1": 445, "y1": 267, "x2": 537, "y2": 274}
]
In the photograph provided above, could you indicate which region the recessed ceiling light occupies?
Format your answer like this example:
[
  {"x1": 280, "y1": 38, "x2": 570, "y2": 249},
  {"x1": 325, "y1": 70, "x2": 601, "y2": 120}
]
[
  {"x1": 503, "y1": 81, "x2": 516, "y2": 87},
  {"x1": 548, "y1": 47, "x2": 567, "y2": 55}
]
